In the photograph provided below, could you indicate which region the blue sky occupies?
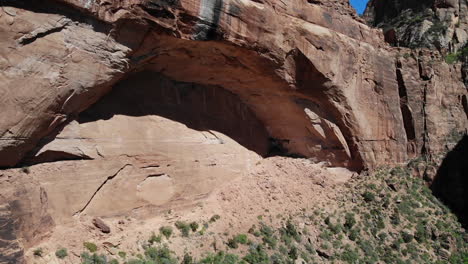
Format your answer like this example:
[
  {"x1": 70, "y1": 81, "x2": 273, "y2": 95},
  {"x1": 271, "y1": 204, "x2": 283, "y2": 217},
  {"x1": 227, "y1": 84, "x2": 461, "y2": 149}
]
[{"x1": 350, "y1": 0, "x2": 369, "y2": 15}]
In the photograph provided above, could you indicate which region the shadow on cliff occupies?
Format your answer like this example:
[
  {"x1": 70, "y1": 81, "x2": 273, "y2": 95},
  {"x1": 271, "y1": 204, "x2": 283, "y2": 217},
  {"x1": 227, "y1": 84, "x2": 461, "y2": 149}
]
[
  {"x1": 78, "y1": 71, "x2": 272, "y2": 157},
  {"x1": 431, "y1": 135, "x2": 468, "y2": 228}
]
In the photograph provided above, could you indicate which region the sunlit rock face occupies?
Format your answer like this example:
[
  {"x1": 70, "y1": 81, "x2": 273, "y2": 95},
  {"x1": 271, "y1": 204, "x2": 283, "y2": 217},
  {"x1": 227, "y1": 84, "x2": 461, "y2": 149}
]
[
  {"x1": 0, "y1": 0, "x2": 467, "y2": 262},
  {"x1": 364, "y1": 0, "x2": 468, "y2": 50}
]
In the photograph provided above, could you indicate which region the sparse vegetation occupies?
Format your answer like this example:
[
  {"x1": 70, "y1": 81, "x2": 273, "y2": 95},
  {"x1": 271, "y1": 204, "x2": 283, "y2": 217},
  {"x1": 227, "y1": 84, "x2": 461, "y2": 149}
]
[
  {"x1": 362, "y1": 191, "x2": 375, "y2": 202},
  {"x1": 190, "y1": 221, "x2": 199, "y2": 232},
  {"x1": 55, "y1": 248, "x2": 68, "y2": 259},
  {"x1": 210, "y1": 215, "x2": 221, "y2": 223},
  {"x1": 148, "y1": 232, "x2": 162, "y2": 244},
  {"x1": 83, "y1": 242, "x2": 98, "y2": 253},
  {"x1": 21, "y1": 166, "x2": 30, "y2": 174},
  {"x1": 445, "y1": 44, "x2": 468, "y2": 64},
  {"x1": 175, "y1": 221, "x2": 191, "y2": 237},
  {"x1": 68, "y1": 164, "x2": 467, "y2": 264},
  {"x1": 227, "y1": 234, "x2": 249, "y2": 249},
  {"x1": 80, "y1": 252, "x2": 108, "y2": 264},
  {"x1": 33, "y1": 248, "x2": 43, "y2": 257},
  {"x1": 159, "y1": 226, "x2": 173, "y2": 239}
]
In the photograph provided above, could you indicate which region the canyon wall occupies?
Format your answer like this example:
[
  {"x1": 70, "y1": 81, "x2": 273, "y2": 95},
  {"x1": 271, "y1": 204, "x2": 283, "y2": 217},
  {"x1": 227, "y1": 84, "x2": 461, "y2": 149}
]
[{"x1": 0, "y1": 0, "x2": 466, "y2": 263}]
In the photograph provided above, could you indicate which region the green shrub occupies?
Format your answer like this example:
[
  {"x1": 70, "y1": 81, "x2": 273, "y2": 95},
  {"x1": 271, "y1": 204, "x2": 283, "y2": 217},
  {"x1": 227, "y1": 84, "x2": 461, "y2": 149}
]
[
  {"x1": 363, "y1": 191, "x2": 375, "y2": 202},
  {"x1": 305, "y1": 243, "x2": 315, "y2": 254},
  {"x1": 376, "y1": 217, "x2": 386, "y2": 230},
  {"x1": 118, "y1": 251, "x2": 126, "y2": 258},
  {"x1": 227, "y1": 238, "x2": 239, "y2": 249},
  {"x1": 414, "y1": 223, "x2": 428, "y2": 243},
  {"x1": 182, "y1": 253, "x2": 194, "y2": 264},
  {"x1": 378, "y1": 232, "x2": 388, "y2": 242},
  {"x1": 175, "y1": 221, "x2": 191, "y2": 237},
  {"x1": 33, "y1": 248, "x2": 43, "y2": 257},
  {"x1": 199, "y1": 251, "x2": 239, "y2": 264},
  {"x1": 348, "y1": 229, "x2": 359, "y2": 241},
  {"x1": 288, "y1": 246, "x2": 298, "y2": 260},
  {"x1": 344, "y1": 213, "x2": 356, "y2": 230},
  {"x1": 281, "y1": 220, "x2": 301, "y2": 242},
  {"x1": 259, "y1": 224, "x2": 277, "y2": 248},
  {"x1": 341, "y1": 247, "x2": 359, "y2": 264},
  {"x1": 81, "y1": 252, "x2": 107, "y2": 264},
  {"x1": 210, "y1": 215, "x2": 221, "y2": 223},
  {"x1": 144, "y1": 246, "x2": 176, "y2": 263},
  {"x1": 391, "y1": 211, "x2": 401, "y2": 226},
  {"x1": 148, "y1": 232, "x2": 162, "y2": 244},
  {"x1": 159, "y1": 226, "x2": 173, "y2": 239},
  {"x1": 83, "y1": 242, "x2": 98, "y2": 253},
  {"x1": 263, "y1": 235, "x2": 278, "y2": 249},
  {"x1": 446, "y1": 53, "x2": 458, "y2": 64},
  {"x1": 319, "y1": 229, "x2": 333, "y2": 241},
  {"x1": 190, "y1": 222, "x2": 199, "y2": 232},
  {"x1": 402, "y1": 232, "x2": 414, "y2": 243},
  {"x1": 358, "y1": 240, "x2": 375, "y2": 256},
  {"x1": 444, "y1": 45, "x2": 468, "y2": 64},
  {"x1": 234, "y1": 234, "x2": 248, "y2": 244},
  {"x1": 329, "y1": 223, "x2": 343, "y2": 234},
  {"x1": 243, "y1": 245, "x2": 269, "y2": 264},
  {"x1": 270, "y1": 253, "x2": 286, "y2": 264},
  {"x1": 55, "y1": 248, "x2": 68, "y2": 259}
]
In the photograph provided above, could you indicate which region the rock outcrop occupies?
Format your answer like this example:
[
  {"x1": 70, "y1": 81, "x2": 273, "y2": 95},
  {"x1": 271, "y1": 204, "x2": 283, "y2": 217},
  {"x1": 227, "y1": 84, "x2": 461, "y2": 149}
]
[
  {"x1": 364, "y1": 0, "x2": 468, "y2": 51},
  {"x1": 0, "y1": 0, "x2": 408, "y2": 170},
  {"x1": 0, "y1": 0, "x2": 467, "y2": 263}
]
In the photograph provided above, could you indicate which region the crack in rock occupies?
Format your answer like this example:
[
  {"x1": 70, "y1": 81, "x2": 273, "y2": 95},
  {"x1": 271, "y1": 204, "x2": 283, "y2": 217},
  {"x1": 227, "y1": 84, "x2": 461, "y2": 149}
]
[
  {"x1": 73, "y1": 164, "x2": 132, "y2": 216},
  {"x1": 18, "y1": 21, "x2": 70, "y2": 46},
  {"x1": 146, "y1": 173, "x2": 167, "y2": 178}
]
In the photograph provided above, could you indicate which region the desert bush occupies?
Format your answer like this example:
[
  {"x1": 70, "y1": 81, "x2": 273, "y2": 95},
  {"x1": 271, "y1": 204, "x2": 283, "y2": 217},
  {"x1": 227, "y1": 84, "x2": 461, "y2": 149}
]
[
  {"x1": 159, "y1": 226, "x2": 173, "y2": 239},
  {"x1": 190, "y1": 222, "x2": 199, "y2": 232},
  {"x1": 401, "y1": 231, "x2": 414, "y2": 243},
  {"x1": 210, "y1": 215, "x2": 221, "y2": 223},
  {"x1": 344, "y1": 213, "x2": 356, "y2": 230},
  {"x1": 81, "y1": 252, "x2": 107, "y2": 264},
  {"x1": 118, "y1": 251, "x2": 126, "y2": 258},
  {"x1": 199, "y1": 251, "x2": 239, "y2": 264},
  {"x1": 83, "y1": 242, "x2": 98, "y2": 253},
  {"x1": 363, "y1": 191, "x2": 375, "y2": 202},
  {"x1": 55, "y1": 248, "x2": 68, "y2": 259},
  {"x1": 243, "y1": 245, "x2": 269, "y2": 264},
  {"x1": 33, "y1": 248, "x2": 43, "y2": 257},
  {"x1": 175, "y1": 221, "x2": 191, "y2": 237},
  {"x1": 148, "y1": 232, "x2": 162, "y2": 244},
  {"x1": 144, "y1": 246, "x2": 177, "y2": 263}
]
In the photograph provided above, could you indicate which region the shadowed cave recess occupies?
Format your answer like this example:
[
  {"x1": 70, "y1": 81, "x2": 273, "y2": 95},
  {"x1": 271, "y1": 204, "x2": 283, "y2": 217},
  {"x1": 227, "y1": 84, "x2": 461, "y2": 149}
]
[
  {"x1": 24, "y1": 44, "x2": 363, "y2": 171},
  {"x1": 432, "y1": 135, "x2": 468, "y2": 228},
  {"x1": 78, "y1": 71, "x2": 271, "y2": 157}
]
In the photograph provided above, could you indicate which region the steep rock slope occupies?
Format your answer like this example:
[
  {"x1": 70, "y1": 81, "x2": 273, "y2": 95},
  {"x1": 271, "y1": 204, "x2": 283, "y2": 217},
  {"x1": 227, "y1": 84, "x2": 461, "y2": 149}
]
[{"x1": 364, "y1": 0, "x2": 468, "y2": 51}]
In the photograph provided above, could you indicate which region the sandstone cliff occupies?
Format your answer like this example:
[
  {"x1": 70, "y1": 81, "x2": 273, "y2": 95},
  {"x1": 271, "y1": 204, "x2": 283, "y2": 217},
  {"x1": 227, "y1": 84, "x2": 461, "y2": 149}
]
[
  {"x1": 0, "y1": 0, "x2": 467, "y2": 263},
  {"x1": 364, "y1": 0, "x2": 468, "y2": 51}
]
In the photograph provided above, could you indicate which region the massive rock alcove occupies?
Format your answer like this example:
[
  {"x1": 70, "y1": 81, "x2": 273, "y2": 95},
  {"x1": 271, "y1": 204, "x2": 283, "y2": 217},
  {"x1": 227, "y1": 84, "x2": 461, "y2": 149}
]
[
  {"x1": 1, "y1": 0, "x2": 467, "y2": 262},
  {"x1": 27, "y1": 71, "x2": 271, "y2": 163}
]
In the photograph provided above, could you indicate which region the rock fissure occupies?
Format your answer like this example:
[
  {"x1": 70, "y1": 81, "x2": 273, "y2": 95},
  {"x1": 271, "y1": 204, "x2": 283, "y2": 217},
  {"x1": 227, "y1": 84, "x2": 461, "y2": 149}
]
[
  {"x1": 146, "y1": 173, "x2": 167, "y2": 178},
  {"x1": 18, "y1": 22, "x2": 70, "y2": 46},
  {"x1": 73, "y1": 164, "x2": 132, "y2": 216},
  {"x1": 396, "y1": 61, "x2": 416, "y2": 142}
]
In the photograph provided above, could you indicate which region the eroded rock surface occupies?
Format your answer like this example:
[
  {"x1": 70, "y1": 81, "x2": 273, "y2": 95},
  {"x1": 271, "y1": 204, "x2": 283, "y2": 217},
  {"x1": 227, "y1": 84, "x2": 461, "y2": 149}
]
[
  {"x1": 364, "y1": 0, "x2": 468, "y2": 50},
  {"x1": 0, "y1": 0, "x2": 467, "y2": 263}
]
